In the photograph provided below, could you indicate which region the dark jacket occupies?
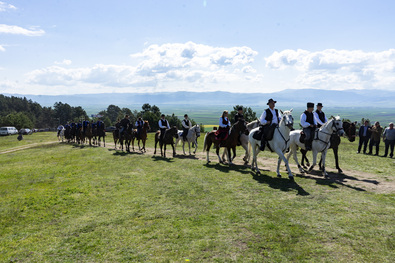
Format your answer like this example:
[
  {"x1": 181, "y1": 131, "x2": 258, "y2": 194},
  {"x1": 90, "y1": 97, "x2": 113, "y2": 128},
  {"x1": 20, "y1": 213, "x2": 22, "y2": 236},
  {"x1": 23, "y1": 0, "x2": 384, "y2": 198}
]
[{"x1": 358, "y1": 125, "x2": 372, "y2": 138}]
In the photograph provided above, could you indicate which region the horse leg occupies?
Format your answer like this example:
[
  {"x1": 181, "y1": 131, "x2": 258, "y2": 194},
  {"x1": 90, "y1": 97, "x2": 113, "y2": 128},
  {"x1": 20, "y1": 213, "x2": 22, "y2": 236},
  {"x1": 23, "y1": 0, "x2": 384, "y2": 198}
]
[
  {"x1": 154, "y1": 140, "x2": 158, "y2": 154},
  {"x1": 321, "y1": 151, "x2": 329, "y2": 178},
  {"x1": 163, "y1": 143, "x2": 166, "y2": 158},
  {"x1": 289, "y1": 145, "x2": 305, "y2": 173},
  {"x1": 182, "y1": 141, "x2": 186, "y2": 155},
  {"x1": 172, "y1": 143, "x2": 176, "y2": 157},
  {"x1": 333, "y1": 147, "x2": 342, "y2": 173},
  {"x1": 307, "y1": 150, "x2": 318, "y2": 173},
  {"x1": 252, "y1": 142, "x2": 260, "y2": 174},
  {"x1": 103, "y1": 136, "x2": 105, "y2": 147},
  {"x1": 216, "y1": 146, "x2": 223, "y2": 164},
  {"x1": 188, "y1": 141, "x2": 191, "y2": 155},
  {"x1": 300, "y1": 149, "x2": 309, "y2": 169}
]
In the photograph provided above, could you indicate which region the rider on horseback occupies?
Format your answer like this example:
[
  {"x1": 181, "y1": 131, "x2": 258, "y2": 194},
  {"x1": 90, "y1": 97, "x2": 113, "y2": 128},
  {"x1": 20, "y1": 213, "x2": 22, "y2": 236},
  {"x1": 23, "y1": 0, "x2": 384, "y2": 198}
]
[
  {"x1": 235, "y1": 107, "x2": 244, "y2": 146},
  {"x1": 259, "y1": 98, "x2": 281, "y2": 151},
  {"x1": 314, "y1": 102, "x2": 327, "y2": 128},
  {"x1": 158, "y1": 114, "x2": 170, "y2": 142},
  {"x1": 119, "y1": 115, "x2": 130, "y2": 136},
  {"x1": 301, "y1": 102, "x2": 317, "y2": 151},
  {"x1": 182, "y1": 114, "x2": 192, "y2": 141},
  {"x1": 135, "y1": 117, "x2": 143, "y2": 139},
  {"x1": 215, "y1": 111, "x2": 231, "y2": 145},
  {"x1": 82, "y1": 119, "x2": 90, "y2": 135},
  {"x1": 57, "y1": 124, "x2": 64, "y2": 137}
]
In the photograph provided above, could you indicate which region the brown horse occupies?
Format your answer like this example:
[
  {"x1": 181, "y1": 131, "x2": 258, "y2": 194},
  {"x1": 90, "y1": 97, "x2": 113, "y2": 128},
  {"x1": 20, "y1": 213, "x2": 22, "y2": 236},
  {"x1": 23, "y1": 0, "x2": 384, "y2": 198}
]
[
  {"x1": 113, "y1": 128, "x2": 120, "y2": 150},
  {"x1": 132, "y1": 120, "x2": 150, "y2": 152},
  {"x1": 124, "y1": 124, "x2": 135, "y2": 152},
  {"x1": 154, "y1": 126, "x2": 179, "y2": 157},
  {"x1": 84, "y1": 123, "x2": 93, "y2": 146},
  {"x1": 96, "y1": 123, "x2": 106, "y2": 147},
  {"x1": 203, "y1": 120, "x2": 246, "y2": 165},
  {"x1": 300, "y1": 121, "x2": 356, "y2": 173}
]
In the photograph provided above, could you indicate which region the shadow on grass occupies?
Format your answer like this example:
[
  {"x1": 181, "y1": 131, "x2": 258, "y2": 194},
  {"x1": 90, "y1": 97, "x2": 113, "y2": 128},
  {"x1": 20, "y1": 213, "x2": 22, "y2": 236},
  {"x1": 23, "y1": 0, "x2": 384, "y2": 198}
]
[
  {"x1": 112, "y1": 150, "x2": 143, "y2": 156},
  {"x1": 173, "y1": 154, "x2": 199, "y2": 160},
  {"x1": 204, "y1": 162, "x2": 252, "y2": 174},
  {"x1": 151, "y1": 155, "x2": 175, "y2": 163},
  {"x1": 251, "y1": 171, "x2": 310, "y2": 196},
  {"x1": 296, "y1": 170, "x2": 368, "y2": 192}
]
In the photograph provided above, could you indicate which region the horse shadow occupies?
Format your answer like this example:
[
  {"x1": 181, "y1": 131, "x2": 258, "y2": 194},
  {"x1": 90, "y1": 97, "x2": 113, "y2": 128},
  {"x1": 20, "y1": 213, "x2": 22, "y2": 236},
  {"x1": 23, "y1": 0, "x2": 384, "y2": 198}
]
[
  {"x1": 296, "y1": 170, "x2": 370, "y2": 192},
  {"x1": 251, "y1": 172, "x2": 310, "y2": 196},
  {"x1": 151, "y1": 156, "x2": 175, "y2": 163},
  {"x1": 112, "y1": 150, "x2": 143, "y2": 156},
  {"x1": 173, "y1": 154, "x2": 199, "y2": 160},
  {"x1": 204, "y1": 163, "x2": 252, "y2": 175}
]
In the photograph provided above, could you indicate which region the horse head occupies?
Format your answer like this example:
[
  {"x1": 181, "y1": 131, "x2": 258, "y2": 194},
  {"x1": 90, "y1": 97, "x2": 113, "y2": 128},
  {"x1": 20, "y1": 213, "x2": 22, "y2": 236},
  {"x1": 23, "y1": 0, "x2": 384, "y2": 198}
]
[
  {"x1": 233, "y1": 120, "x2": 247, "y2": 134},
  {"x1": 246, "y1": 120, "x2": 259, "y2": 132},
  {"x1": 343, "y1": 121, "x2": 356, "y2": 142},
  {"x1": 193, "y1": 125, "x2": 201, "y2": 137},
  {"x1": 331, "y1": 116, "x2": 344, "y2": 136},
  {"x1": 144, "y1": 120, "x2": 150, "y2": 131},
  {"x1": 170, "y1": 126, "x2": 179, "y2": 138},
  {"x1": 280, "y1": 109, "x2": 294, "y2": 130}
]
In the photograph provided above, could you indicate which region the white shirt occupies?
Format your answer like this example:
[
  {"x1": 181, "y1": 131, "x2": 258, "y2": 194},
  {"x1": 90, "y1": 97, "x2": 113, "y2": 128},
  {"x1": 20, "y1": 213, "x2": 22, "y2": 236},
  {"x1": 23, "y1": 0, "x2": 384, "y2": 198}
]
[
  {"x1": 219, "y1": 117, "x2": 231, "y2": 128},
  {"x1": 135, "y1": 120, "x2": 143, "y2": 127},
  {"x1": 259, "y1": 108, "x2": 282, "y2": 125},
  {"x1": 313, "y1": 111, "x2": 328, "y2": 126},
  {"x1": 182, "y1": 119, "x2": 191, "y2": 129},
  {"x1": 300, "y1": 112, "x2": 317, "y2": 128},
  {"x1": 57, "y1": 125, "x2": 64, "y2": 130},
  {"x1": 158, "y1": 119, "x2": 170, "y2": 129}
]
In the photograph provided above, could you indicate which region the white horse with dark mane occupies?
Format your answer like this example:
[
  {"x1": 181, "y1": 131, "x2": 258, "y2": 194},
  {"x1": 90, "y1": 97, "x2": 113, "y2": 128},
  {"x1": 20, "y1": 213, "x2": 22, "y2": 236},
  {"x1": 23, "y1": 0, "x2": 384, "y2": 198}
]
[
  {"x1": 57, "y1": 128, "x2": 65, "y2": 142},
  {"x1": 175, "y1": 125, "x2": 201, "y2": 155},
  {"x1": 285, "y1": 116, "x2": 344, "y2": 178},
  {"x1": 248, "y1": 110, "x2": 295, "y2": 180}
]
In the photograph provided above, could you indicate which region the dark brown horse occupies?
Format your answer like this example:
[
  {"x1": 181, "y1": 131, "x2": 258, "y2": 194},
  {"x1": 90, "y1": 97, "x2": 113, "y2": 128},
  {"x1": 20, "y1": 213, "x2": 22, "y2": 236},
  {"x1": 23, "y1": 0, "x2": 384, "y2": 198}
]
[
  {"x1": 113, "y1": 128, "x2": 121, "y2": 150},
  {"x1": 300, "y1": 121, "x2": 356, "y2": 173},
  {"x1": 154, "y1": 126, "x2": 179, "y2": 157},
  {"x1": 124, "y1": 124, "x2": 135, "y2": 152},
  {"x1": 84, "y1": 123, "x2": 93, "y2": 146},
  {"x1": 203, "y1": 120, "x2": 246, "y2": 165},
  {"x1": 132, "y1": 120, "x2": 150, "y2": 152},
  {"x1": 96, "y1": 123, "x2": 106, "y2": 147}
]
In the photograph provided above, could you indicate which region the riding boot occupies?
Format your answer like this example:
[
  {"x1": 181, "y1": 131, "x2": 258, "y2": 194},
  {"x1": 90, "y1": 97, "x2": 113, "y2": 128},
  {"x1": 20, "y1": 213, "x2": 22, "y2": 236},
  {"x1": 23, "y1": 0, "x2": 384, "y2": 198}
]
[
  {"x1": 260, "y1": 137, "x2": 266, "y2": 151},
  {"x1": 305, "y1": 140, "x2": 312, "y2": 151}
]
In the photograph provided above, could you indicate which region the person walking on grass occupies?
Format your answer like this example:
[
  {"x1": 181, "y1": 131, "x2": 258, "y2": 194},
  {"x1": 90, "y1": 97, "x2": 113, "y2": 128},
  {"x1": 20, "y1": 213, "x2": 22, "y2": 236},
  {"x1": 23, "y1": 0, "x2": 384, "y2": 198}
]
[{"x1": 383, "y1": 122, "x2": 395, "y2": 158}]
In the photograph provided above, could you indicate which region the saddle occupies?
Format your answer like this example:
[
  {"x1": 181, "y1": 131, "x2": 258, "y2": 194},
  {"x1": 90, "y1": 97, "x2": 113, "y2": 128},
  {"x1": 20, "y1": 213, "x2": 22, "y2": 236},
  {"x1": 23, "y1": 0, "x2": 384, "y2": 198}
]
[
  {"x1": 253, "y1": 124, "x2": 276, "y2": 141},
  {"x1": 215, "y1": 128, "x2": 229, "y2": 141}
]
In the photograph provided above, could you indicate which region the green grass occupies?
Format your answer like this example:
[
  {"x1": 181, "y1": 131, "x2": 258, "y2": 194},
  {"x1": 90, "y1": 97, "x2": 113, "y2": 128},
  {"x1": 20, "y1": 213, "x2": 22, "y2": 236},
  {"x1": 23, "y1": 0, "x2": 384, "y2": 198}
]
[{"x1": 0, "y1": 133, "x2": 394, "y2": 262}]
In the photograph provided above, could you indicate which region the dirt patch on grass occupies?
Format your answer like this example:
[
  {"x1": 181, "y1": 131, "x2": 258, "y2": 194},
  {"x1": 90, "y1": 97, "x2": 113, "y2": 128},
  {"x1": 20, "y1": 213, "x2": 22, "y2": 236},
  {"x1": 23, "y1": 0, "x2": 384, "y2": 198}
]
[{"x1": 1, "y1": 141, "x2": 394, "y2": 194}]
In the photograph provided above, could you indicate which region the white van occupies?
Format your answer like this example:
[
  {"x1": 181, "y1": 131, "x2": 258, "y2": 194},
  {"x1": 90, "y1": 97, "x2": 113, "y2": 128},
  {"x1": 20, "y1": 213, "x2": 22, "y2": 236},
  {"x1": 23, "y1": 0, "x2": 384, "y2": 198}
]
[{"x1": 0, "y1": 127, "x2": 18, "y2": 135}]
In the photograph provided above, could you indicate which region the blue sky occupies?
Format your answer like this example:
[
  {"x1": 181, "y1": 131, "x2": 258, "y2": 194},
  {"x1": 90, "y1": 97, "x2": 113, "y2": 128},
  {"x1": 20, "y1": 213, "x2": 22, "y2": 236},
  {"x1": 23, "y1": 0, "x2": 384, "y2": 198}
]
[{"x1": 1, "y1": 0, "x2": 395, "y2": 95}]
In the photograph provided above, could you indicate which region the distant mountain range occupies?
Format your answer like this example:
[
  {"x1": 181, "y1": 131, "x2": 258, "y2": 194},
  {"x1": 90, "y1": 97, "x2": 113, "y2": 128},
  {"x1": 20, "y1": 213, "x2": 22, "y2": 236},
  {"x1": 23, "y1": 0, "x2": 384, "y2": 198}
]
[{"x1": 3, "y1": 89, "x2": 395, "y2": 109}]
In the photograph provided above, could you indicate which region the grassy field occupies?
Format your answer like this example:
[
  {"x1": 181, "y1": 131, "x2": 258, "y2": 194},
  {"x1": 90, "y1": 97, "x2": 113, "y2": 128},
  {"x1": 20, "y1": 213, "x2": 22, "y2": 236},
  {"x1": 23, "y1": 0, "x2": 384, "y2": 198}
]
[{"x1": 0, "y1": 132, "x2": 394, "y2": 262}]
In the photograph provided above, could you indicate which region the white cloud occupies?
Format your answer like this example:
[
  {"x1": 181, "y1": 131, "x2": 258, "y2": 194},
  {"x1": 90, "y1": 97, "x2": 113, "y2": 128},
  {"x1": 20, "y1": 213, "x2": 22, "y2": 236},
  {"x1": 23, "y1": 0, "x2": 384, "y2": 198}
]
[
  {"x1": 54, "y1": 59, "x2": 72, "y2": 65},
  {"x1": 26, "y1": 42, "x2": 260, "y2": 92},
  {"x1": 0, "y1": 44, "x2": 5, "y2": 52},
  {"x1": 265, "y1": 49, "x2": 395, "y2": 90},
  {"x1": 0, "y1": 24, "x2": 45, "y2": 36},
  {"x1": 0, "y1": 1, "x2": 16, "y2": 12}
]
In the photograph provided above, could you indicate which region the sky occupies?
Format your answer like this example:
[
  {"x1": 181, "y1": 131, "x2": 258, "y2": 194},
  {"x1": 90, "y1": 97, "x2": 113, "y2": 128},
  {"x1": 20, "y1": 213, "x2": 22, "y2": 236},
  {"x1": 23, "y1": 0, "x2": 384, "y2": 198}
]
[{"x1": 1, "y1": 0, "x2": 395, "y2": 95}]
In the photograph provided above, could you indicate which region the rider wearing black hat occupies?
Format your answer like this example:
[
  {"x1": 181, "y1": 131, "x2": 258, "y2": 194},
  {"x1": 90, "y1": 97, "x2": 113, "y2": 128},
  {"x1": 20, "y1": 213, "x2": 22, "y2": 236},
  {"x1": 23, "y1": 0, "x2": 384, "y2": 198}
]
[
  {"x1": 234, "y1": 106, "x2": 244, "y2": 123},
  {"x1": 301, "y1": 102, "x2": 317, "y2": 151},
  {"x1": 258, "y1": 98, "x2": 282, "y2": 151},
  {"x1": 158, "y1": 114, "x2": 170, "y2": 142},
  {"x1": 314, "y1": 102, "x2": 327, "y2": 128},
  {"x1": 182, "y1": 114, "x2": 191, "y2": 141}
]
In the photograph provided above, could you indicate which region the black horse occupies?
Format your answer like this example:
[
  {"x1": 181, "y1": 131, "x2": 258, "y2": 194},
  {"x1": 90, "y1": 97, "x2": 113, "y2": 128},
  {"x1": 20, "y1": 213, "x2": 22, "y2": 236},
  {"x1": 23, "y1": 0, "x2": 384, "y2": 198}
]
[
  {"x1": 154, "y1": 126, "x2": 179, "y2": 158},
  {"x1": 300, "y1": 121, "x2": 356, "y2": 173}
]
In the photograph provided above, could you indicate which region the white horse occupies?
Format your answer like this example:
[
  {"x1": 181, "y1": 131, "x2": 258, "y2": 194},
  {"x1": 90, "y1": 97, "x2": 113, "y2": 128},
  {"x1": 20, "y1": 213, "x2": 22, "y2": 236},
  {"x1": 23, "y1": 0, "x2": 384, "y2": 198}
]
[
  {"x1": 249, "y1": 110, "x2": 295, "y2": 180},
  {"x1": 285, "y1": 116, "x2": 344, "y2": 178},
  {"x1": 175, "y1": 125, "x2": 201, "y2": 155},
  {"x1": 57, "y1": 128, "x2": 65, "y2": 142},
  {"x1": 222, "y1": 120, "x2": 260, "y2": 164}
]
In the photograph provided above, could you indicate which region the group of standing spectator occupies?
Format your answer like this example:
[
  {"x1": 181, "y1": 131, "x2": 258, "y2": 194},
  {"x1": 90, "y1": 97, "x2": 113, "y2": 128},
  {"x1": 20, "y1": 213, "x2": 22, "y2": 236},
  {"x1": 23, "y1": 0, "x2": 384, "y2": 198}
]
[{"x1": 358, "y1": 121, "x2": 395, "y2": 158}]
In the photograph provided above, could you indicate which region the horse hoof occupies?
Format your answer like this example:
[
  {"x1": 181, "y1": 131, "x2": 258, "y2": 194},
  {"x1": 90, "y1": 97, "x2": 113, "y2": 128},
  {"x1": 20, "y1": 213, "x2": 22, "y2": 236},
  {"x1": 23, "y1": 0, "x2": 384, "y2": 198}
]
[
  {"x1": 306, "y1": 163, "x2": 310, "y2": 167},
  {"x1": 256, "y1": 170, "x2": 261, "y2": 175},
  {"x1": 338, "y1": 169, "x2": 343, "y2": 174},
  {"x1": 289, "y1": 176, "x2": 295, "y2": 182},
  {"x1": 277, "y1": 174, "x2": 282, "y2": 178}
]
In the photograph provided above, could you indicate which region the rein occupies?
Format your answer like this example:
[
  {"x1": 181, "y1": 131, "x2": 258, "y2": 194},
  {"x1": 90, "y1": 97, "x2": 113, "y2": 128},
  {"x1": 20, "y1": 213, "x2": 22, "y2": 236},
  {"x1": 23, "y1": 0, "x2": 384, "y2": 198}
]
[{"x1": 314, "y1": 120, "x2": 343, "y2": 152}]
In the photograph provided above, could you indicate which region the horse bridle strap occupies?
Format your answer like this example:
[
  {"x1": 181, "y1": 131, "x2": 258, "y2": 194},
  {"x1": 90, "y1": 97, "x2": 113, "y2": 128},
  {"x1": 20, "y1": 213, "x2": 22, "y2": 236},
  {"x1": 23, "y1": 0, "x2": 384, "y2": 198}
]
[{"x1": 275, "y1": 126, "x2": 290, "y2": 152}]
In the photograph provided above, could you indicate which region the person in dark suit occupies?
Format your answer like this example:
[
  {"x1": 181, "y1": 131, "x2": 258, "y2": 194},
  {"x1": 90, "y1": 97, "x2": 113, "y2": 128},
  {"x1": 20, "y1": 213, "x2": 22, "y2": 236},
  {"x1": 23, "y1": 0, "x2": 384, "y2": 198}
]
[{"x1": 357, "y1": 120, "x2": 372, "y2": 154}]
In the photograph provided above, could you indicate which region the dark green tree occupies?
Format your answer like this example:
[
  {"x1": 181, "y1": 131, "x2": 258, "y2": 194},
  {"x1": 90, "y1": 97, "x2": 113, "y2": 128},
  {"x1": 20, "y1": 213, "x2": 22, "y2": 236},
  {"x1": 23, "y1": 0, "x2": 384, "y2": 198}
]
[{"x1": 229, "y1": 105, "x2": 257, "y2": 124}]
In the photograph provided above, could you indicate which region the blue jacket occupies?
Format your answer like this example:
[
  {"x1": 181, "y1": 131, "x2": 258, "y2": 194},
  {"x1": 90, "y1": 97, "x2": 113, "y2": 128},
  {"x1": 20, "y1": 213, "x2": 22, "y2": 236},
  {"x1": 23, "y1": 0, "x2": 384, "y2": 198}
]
[{"x1": 358, "y1": 125, "x2": 372, "y2": 138}]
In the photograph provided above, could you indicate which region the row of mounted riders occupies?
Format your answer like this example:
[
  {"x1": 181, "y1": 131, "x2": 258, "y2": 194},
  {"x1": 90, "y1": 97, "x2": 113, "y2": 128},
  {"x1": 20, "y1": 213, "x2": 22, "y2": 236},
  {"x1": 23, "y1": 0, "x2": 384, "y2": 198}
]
[{"x1": 61, "y1": 113, "x2": 357, "y2": 181}]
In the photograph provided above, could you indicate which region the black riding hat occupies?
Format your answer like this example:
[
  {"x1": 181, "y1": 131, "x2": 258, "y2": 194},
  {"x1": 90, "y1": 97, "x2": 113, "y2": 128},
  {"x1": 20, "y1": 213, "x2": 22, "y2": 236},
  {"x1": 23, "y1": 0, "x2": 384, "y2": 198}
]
[
  {"x1": 317, "y1": 103, "x2": 323, "y2": 107},
  {"x1": 307, "y1": 102, "x2": 314, "y2": 108},
  {"x1": 267, "y1": 98, "x2": 277, "y2": 105}
]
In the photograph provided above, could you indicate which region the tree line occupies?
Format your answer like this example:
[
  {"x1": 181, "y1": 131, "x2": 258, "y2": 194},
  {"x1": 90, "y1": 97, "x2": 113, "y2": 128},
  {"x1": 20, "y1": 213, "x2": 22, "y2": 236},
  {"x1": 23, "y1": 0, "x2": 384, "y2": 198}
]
[{"x1": 0, "y1": 95, "x2": 257, "y2": 131}]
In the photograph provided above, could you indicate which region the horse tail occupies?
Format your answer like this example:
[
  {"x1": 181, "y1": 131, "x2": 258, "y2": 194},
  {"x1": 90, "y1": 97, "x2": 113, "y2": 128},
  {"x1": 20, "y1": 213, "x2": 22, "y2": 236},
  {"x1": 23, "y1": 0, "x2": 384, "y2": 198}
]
[{"x1": 203, "y1": 132, "x2": 208, "y2": 152}]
